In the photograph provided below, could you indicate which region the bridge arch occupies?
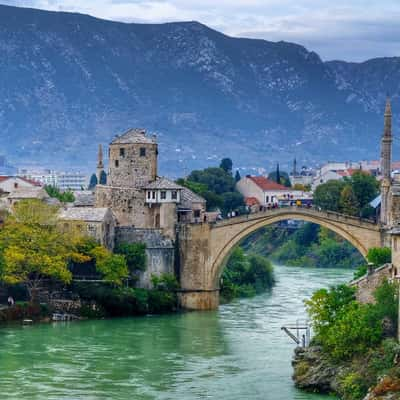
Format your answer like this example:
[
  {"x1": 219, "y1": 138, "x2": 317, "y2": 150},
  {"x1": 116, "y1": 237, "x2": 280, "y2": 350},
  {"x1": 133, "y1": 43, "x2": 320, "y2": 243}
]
[
  {"x1": 209, "y1": 208, "x2": 382, "y2": 287},
  {"x1": 178, "y1": 207, "x2": 383, "y2": 310}
]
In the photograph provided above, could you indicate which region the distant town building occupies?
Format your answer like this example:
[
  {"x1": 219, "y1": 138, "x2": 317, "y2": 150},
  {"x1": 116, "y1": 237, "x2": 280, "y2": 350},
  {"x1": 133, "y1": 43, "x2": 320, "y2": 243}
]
[
  {"x1": 57, "y1": 172, "x2": 88, "y2": 191},
  {"x1": 289, "y1": 159, "x2": 314, "y2": 187},
  {"x1": 0, "y1": 176, "x2": 42, "y2": 193},
  {"x1": 236, "y1": 175, "x2": 312, "y2": 208}
]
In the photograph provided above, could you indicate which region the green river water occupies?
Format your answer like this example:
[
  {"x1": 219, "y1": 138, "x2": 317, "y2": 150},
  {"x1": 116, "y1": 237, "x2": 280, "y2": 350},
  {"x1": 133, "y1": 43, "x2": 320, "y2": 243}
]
[{"x1": 0, "y1": 265, "x2": 353, "y2": 400}]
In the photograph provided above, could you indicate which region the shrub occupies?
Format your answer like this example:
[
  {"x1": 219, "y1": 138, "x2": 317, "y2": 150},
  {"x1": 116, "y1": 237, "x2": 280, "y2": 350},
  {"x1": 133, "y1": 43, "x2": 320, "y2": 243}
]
[
  {"x1": 367, "y1": 247, "x2": 391, "y2": 266},
  {"x1": 340, "y1": 372, "x2": 369, "y2": 400},
  {"x1": 151, "y1": 273, "x2": 179, "y2": 291},
  {"x1": 114, "y1": 242, "x2": 147, "y2": 272}
]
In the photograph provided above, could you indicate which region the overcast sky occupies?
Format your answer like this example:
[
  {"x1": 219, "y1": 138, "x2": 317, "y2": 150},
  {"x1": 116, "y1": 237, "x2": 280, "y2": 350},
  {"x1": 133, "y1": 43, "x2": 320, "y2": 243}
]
[{"x1": 2, "y1": 0, "x2": 400, "y2": 61}]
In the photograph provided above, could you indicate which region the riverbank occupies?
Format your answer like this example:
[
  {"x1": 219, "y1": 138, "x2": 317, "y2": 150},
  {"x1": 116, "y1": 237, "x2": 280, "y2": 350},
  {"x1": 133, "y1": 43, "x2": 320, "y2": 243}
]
[
  {"x1": 293, "y1": 344, "x2": 400, "y2": 400},
  {"x1": 293, "y1": 282, "x2": 400, "y2": 400}
]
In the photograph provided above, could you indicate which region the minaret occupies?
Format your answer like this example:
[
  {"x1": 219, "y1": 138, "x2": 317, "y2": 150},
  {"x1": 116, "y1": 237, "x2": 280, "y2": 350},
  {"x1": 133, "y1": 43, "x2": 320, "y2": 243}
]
[
  {"x1": 380, "y1": 98, "x2": 392, "y2": 225},
  {"x1": 293, "y1": 158, "x2": 297, "y2": 176},
  {"x1": 96, "y1": 144, "x2": 105, "y2": 184}
]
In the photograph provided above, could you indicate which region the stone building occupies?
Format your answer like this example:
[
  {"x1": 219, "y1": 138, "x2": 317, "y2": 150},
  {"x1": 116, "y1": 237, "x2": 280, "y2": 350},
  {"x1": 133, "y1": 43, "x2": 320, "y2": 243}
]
[
  {"x1": 94, "y1": 128, "x2": 206, "y2": 286},
  {"x1": 59, "y1": 207, "x2": 115, "y2": 251},
  {"x1": 95, "y1": 128, "x2": 205, "y2": 238}
]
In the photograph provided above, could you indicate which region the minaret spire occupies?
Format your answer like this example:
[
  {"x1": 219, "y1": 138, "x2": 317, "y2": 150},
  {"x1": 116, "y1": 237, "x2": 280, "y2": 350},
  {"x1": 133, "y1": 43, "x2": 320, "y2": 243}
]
[
  {"x1": 381, "y1": 97, "x2": 392, "y2": 180},
  {"x1": 97, "y1": 144, "x2": 104, "y2": 170},
  {"x1": 380, "y1": 97, "x2": 393, "y2": 226},
  {"x1": 96, "y1": 144, "x2": 105, "y2": 184}
]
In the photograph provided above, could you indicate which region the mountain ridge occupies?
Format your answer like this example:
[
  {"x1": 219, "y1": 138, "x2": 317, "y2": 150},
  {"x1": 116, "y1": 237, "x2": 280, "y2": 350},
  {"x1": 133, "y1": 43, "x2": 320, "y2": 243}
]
[{"x1": 0, "y1": 4, "x2": 399, "y2": 175}]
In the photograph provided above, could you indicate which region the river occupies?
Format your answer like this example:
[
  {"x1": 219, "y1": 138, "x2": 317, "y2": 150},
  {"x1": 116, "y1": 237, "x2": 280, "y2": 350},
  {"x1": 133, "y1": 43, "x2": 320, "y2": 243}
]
[{"x1": 0, "y1": 265, "x2": 353, "y2": 400}]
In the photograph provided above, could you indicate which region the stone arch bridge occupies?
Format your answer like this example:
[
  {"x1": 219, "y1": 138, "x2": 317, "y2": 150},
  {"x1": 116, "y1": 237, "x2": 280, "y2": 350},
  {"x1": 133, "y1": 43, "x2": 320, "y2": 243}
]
[{"x1": 178, "y1": 207, "x2": 384, "y2": 310}]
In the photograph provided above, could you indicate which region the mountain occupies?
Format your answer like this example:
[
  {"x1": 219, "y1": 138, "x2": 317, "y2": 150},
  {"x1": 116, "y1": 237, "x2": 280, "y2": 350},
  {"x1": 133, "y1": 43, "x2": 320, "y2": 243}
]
[{"x1": 0, "y1": 4, "x2": 399, "y2": 176}]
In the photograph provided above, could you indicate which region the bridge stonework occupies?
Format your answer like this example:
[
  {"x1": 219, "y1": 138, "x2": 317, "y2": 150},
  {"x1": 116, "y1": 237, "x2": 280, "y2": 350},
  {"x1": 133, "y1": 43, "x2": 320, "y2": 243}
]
[{"x1": 178, "y1": 208, "x2": 384, "y2": 310}]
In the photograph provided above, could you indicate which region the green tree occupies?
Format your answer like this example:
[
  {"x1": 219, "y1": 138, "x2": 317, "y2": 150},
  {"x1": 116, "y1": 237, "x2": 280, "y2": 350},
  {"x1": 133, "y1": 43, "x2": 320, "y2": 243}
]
[
  {"x1": 99, "y1": 170, "x2": 107, "y2": 185},
  {"x1": 268, "y1": 170, "x2": 291, "y2": 187},
  {"x1": 89, "y1": 246, "x2": 128, "y2": 285},
  {"x1": 220, "y1": 158, "x2": 233, "y2": 174},
  {"x1": 345, "y1": 171, "x2": 379, "y2": 210},
  {"x1": 45, "y1": 185, "x2": 75, "y2": 203},
  {"x1": 114, "y1": 242, "x2": 147, "y2": 273},
  {"x1": 88, "y1": 174, "x2": 98, "y2": 190},
  {"x1": 339, "y1": 185, "x2": 359, "y2": 216},
  {"x1": 367, "y1": 247, "x2": 391, "y2": 266},
  {"x1": 222, "y1": 192, "x2": 244, "y2": 213},
  {"x1": 235, "y1": 170, "x2": 241, "y2": 182},
  {"x1": 314, "y1": 180, "x2": 346, "y2": 212}
]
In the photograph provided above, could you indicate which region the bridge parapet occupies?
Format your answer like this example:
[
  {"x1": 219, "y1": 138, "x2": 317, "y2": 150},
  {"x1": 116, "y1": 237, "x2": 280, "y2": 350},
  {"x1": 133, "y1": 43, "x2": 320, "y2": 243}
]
[{"x1": 212, "y1": 207, "x2": 380, "y2": 231}]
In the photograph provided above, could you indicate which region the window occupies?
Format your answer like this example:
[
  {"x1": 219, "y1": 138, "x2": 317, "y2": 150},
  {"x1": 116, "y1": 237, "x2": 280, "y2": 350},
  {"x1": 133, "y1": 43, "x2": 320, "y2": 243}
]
[
  {"x1": 161, "y1": 191, "x2": 166, "y2": 200},
  {"x1": 194, "y1": 210, "x2": 201, "y2": 218},
  {"x1": 115, "y1": 160, "x2": 119, "y2": 168},
  {"x1": 172, "y1": 191, "x2": 177, "y2": 200},
  {"x1": 152, "y1": 191, "x2": 156, "y2": 199},
  {"x1": 120, "y1": 148, "x2": 125, "y2": 157},
  {"x1": 14, "y1": 182, "x2": 18, "y2": 189},
  {"x1": 266, "y1": 195, "x2": 269, "y2": 202},
  {"x1": 140, "y1": 147, "x2": 146, "y2": 157},
  {"x1": 147, "y1": 191, "x2": 151, "y2": 199}
]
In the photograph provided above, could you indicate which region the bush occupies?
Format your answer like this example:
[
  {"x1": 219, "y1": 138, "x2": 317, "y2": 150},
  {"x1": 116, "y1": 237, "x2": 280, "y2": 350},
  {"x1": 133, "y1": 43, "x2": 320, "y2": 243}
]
[
  {"x1": 114, "y1": 242, "x2": 147, "y2": 272},
  {"x1": 220, "y1": 248, "x2": 274, "y2": 302},
  {"x1": 367, "y1": 247, "x2": 391, "y2": 266},
  {"x1": 340, "y1": 372, "x2": 369, "y2": 400}
]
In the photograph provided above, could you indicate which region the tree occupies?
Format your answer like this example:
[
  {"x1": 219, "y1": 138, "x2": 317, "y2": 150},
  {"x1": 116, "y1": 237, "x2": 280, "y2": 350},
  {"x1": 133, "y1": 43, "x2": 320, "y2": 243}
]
[
  {"x1": 99, "y1": 170, "x2": 107, "y2": 185},
  {"x1": 0, "y1": 200, "x2": 90, "y2": 301},
  {"x1": 345, "y1": 171, "x2": 379, "y2": 210},
  {"x1": 114, "y1": 242, "x2": 147, "y2": 273},
  {"x1": 339, "y1": 185, "x2": 359, "y2": 216},
  {"x1": 235, "y1": 170, "x2": 241, "y2": 182},
  {"x1": 45, "y1": 185, "x2": 75, "y2": 203},
  {"x1": 220, "y1": 158, "x2": 233, "y2": 174},
  {"x1": 313, "y1": 180, "x2": 346, "y2": 212},
  {"x1": 89, "y1": 247, "x2": 129, "y2": 285},
  {"x1": 88, "y1": 174, "x2": 98, "y2": 190},
  {"x1": 268, "y1": 170, "x2": 291, "y2": 187},
  {"x1": 367, "y1": 247, "x2": 391, "y2": 266},
  {"x1": 222, "y1": 192, "x2": 244, "y2": 213}
]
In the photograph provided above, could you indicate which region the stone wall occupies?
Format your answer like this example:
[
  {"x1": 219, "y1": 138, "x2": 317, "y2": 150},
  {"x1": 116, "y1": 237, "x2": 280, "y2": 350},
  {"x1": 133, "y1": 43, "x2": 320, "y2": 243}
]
[
  {"x1": 351, "y1": 264, "x2": 394, "y2": 303},
  {"x1": 95, "y1": 185, "x2": 154, "y2": 227},
  {"x1": 115, "y1": 227, "x2": 175, "y2": 288}
]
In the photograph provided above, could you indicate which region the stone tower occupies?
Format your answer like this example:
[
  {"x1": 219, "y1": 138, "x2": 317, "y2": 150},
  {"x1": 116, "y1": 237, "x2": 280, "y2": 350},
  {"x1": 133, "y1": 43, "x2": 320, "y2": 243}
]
[
  {"x1": 108, "y1": 128, "x2": 158, "y2": 188},
  {"x1": 95, "y1": 129, "x2": 158, "y2": 227},
  {"x1": 96, "y1": 144, "x2": 105, "y2": 183},
  {"x1": 380, "y1": 98, "x2": 392, "y2": 226}
]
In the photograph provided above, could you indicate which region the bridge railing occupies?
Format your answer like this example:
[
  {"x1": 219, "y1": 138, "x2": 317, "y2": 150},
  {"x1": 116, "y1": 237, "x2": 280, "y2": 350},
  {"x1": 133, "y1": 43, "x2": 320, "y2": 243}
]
[{"x1": 209, "y1": 205, "x2": 379, "y2": 228}]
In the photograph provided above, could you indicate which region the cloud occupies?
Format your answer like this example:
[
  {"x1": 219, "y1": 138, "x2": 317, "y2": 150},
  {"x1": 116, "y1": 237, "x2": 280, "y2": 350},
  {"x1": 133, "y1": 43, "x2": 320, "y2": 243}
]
[{"x1": 2, "y1": 0, "x2": 400, "y2": 61}]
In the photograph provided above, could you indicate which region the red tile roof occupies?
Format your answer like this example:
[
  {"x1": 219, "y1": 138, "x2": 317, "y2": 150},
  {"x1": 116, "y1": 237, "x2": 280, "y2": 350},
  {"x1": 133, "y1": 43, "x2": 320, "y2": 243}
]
[
  {"x1": 0, "y1": 176, "x2": 9, "y2": 183},
  {"x1": 245, "y1": 197, "x2": 260, "y2": 206},
  {"x1": 18, "y1": 177, "x2": 43, "y2": 187},
  {"x1": 248, "y1": 176, "x2": 287, "y2": 191}
]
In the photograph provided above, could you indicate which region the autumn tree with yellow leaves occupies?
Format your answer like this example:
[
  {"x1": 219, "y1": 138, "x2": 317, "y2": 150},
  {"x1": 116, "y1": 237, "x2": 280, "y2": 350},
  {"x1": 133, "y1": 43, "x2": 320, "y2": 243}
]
[{"x1": 0, "y1": 200, "x2": 128, "y2": 302}]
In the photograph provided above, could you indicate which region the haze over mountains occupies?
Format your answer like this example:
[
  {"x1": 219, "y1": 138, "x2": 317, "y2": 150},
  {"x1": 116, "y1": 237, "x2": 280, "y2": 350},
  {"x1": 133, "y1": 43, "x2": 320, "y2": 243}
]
[{"x1": 0, "y1": 4, "x2": 399, "y2": 175}]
